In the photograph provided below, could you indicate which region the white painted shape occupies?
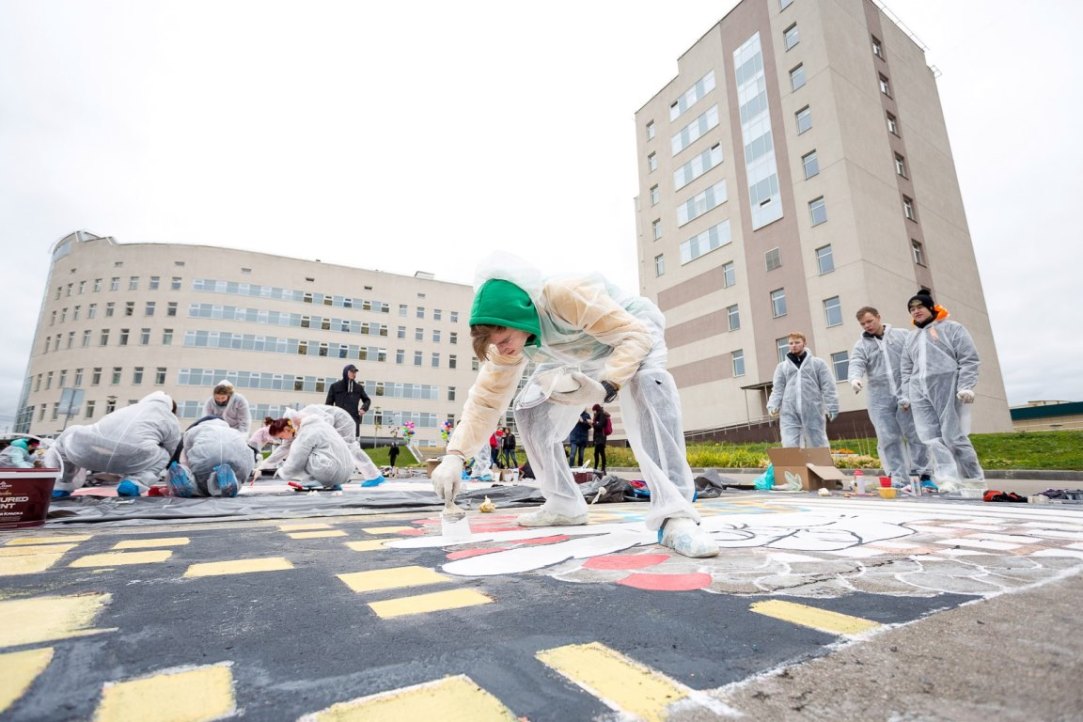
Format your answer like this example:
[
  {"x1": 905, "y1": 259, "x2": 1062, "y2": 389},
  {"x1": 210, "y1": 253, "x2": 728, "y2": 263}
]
[
  {"x1": 444, "y1": 528, "x2": 651, "y2": 576},
  {"x1": 972, "y1": 533, "x2": 1041, "y2": 544},
  {"x1": 764, "y1": 552, "x2": 821, "y2": 563},
  {"x1": 930, "y1": 549, "x2": 988, "y2": 557},
  {"x1": 1030, "y1": 549, "x2": 1083, "y2": 559},
  {"x1": 1023, "y1": 530, "x2": 1083, "y2": 541},
  {"x1": 935, "y1": 538, "x2": 1021, "y2": 551},
  {"x1": 823, "y1": 546, "x2": 890, "y2": 558}
]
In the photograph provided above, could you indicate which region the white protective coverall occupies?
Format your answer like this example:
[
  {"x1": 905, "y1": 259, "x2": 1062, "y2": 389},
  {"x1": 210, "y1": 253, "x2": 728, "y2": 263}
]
[
  {"x1": 48, "y1": 391, "x2": 181, "y2": 493},
  {"x1": 181, "y1": 418, "x2": 256, "y2": 496},
  {"x1": 767, "y1": 352, "x2": 839, "y2": 448},
  {"x1": 275, "y1": 414, "x2": 353, "y2": 487},
  {"x1": 202, "y1": 388, "x2": 251, "y2": 435},
  {"x1": 849, "y1": 326, "x2": 931, "y2": 486},
  {"x1": 900, "y1": 318, "x2": 984, "y2": 486},
  {"x1": 0, "y1": 440, "x2": 36, "y2": 468},
  {"x1": 301, "y1": 404, "x2": 383, "y2": 481},
  {"x1": 445, "y1": 259, "x2": 699, "y2": 532}
]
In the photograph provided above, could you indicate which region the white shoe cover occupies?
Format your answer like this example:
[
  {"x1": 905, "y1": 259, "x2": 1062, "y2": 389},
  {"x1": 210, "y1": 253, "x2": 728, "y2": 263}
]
[
  {"x1": 659, "y1": 518, "x2": 719, "y2": 558},
  {"x1": 517, "y1": 506, "x2": 588, "y2": 528}
]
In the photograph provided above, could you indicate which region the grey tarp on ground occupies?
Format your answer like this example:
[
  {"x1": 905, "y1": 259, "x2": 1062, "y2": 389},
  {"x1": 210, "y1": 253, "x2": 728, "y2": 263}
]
[{"x1": 45, "y1": 485, "x2": 547, "y2": 526}]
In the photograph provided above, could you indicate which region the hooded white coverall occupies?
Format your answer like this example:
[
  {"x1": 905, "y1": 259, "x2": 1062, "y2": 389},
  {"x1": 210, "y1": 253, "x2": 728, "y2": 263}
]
[
  {"x1": 767, "y1": 352, "x2": 839, "y2": 448},
  {"x1": 276, "y1": 414, "x2": 353, "y2": 487},
  {"x1": 48, "y1": 391, "x2": 181, "y2": 492},
  {"x1": 202, "y1": 387, "x2": 251, "y2": 435},
  {"x1": 301, "y1": 404, "x2": 383, "y2": 481},
  {"x1": 446, "y1": 262, "x2": 699, "y2": 532},
  {"x1": 181, "y1": 418, "x2": 256, "y2": 496},
  {"x1": 849, "y1": 325, "x2": 931, "y2": 485},
  {"x1": 899, "y1": 318, "x2": 984, "y2": 485}
]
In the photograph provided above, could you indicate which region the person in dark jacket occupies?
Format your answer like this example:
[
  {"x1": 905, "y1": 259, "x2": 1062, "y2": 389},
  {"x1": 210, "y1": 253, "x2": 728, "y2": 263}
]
[
  {"x1": 568, "y1": 411, "x2": 591, "y2": 466},
  {"x1": 388, "y1": 439, "x2": 400, "y2": 468},
  {"x1": 501, "y1": 426, "x2": 517, "y2": 469},
  {"x1": 591, "y1": 404, "x2": 609, "y2": 474},
  {"x1": 325, "y1": 364, "x2": 371, "y2": 436}
]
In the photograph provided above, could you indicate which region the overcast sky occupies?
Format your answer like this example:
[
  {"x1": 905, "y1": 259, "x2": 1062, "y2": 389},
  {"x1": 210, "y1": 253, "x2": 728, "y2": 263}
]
[{"x1": 1, "y1": 0, "x2": 1080, "y2": 431}]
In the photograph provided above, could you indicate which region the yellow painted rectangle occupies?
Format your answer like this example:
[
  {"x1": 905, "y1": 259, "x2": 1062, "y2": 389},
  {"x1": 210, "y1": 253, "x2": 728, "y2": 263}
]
[
  {"x1": 0, "y1": 543, "x2": 77, "y2": 557},
  {"x1": 345, "y1": 540, "x2": 388, "y2": 552},
  {"x1": 69, "y1": 550, "x2": 173, "y2": 568},
  {"x1": 95, "y1": 662, "x2": 235, "y2": 722},
  {"x1": 368, "y1": 589, "x2": 493, "y2": 619},
  {"x1": 184, "y1": 557, "x2": 294, "y2": 578},
  {"x1": 0, "y1": 647, "x2": 55, "y2": 714},
  {"x1": 302, "y1": 674, "x2": 515, "y2": 721},
  {"x1": 0, "y1": 593, "x2": 112, "y2": 647},
  {"x1": 7, "y1": 535, "x2": 92, "y2": 546},
  {"x1": 112, "y1": 537, "x2": 190, "y2": 550},
  {"x1": 0, "y1": 551, "x2": 67, "y2": 576},
  {"x1": 337, "y1": 565, "x2": 448, "y2": 593},
  {"x1": 750, "y1": 599, "x2": 882, "y2": 636},
  {"x1": 288, "y1": 530, "x2": 348, "y2": 539},
  {"x1": 361, "y1": 526, "x2": 415, "y2": 535},
  {"x1": 536, "y1": 642, "x2": 688, "y2": 722},
  {"x1": 278, "y1": 522, "x2": 332, "y2": 531}
]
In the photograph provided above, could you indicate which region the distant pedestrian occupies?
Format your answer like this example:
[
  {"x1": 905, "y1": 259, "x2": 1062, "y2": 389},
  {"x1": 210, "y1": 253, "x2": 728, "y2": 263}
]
[
  {"x1": 568, "y1": 411, "x2": 591, "y2": 466},
  {"x1": 591, "y1": 404, "x2": 610, "y2": 474},
  {"x1": 501, "y1": 426, "x2": 517, "y2": 468},
  {"x1": 388, "y1": 439, "x2": 400, "y2": 468},
  {"x1": 325, "y1": 364, "x2": 371, "y2": 437}
]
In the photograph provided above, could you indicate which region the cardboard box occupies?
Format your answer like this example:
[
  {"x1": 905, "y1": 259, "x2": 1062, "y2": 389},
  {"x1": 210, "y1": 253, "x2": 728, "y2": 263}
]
[{"x1": 766, "y1": 447, "x2": 847, "y2": 491}]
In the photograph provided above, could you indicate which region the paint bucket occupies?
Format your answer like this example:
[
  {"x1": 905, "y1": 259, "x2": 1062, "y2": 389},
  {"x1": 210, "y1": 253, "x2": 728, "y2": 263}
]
[
  {"x1": 0, "y1": 468, "x2": 62, "y2": 530},
  {"x1": 440, "y1": 511, "x2": 471, "y2": 539},
  {"x1": 878, "y1": 487, "x2": 897, "y2": 499},
  {"x1": 879, "y1": 476, "x2": 892, "y2": 488}
]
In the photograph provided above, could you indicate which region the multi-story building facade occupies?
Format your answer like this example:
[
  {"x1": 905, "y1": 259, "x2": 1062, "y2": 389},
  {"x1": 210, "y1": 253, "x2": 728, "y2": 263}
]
[
  {"x1": 16, "y1": 231, "x2": 479, "y2": 445},
  {"x1": 634, "y1": 0, "x2": 1011, "y2": 438}
]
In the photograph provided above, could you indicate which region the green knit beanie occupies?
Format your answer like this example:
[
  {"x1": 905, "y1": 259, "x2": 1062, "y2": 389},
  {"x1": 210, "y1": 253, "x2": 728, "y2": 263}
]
[{"x1": 470, "y1": 279, "x2": 542, "y2": 347}]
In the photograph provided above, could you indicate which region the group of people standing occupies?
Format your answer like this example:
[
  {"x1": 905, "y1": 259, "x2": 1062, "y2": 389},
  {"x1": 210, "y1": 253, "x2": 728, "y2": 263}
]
[
  {"x1": 767, "y1": 287, "x2": 984, "y2": 492},
  {"x1": 567, "y1": 405, "x2": 610, "y2": 473}
]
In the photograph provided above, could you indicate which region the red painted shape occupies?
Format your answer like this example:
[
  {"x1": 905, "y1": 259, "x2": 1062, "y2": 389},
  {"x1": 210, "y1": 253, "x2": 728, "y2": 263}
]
[
  {"x1": 469, "y1": 524, "x2": 522, "y2": 533},
  {"x1": 446, "y1": 546, "x2": 511, "y2": 560},
  {"x1": 583, "y1": 554, "x2": 669, "y2": 571},
  {"x1": 396, "y1": 528, "x2": 426, "y2": 536},
  {"x1": 617, "y1": 572, "x2": 712, "y2": 592},
  {"x1": 519, "y1": 535, "x2": 570, "y2": 545}
]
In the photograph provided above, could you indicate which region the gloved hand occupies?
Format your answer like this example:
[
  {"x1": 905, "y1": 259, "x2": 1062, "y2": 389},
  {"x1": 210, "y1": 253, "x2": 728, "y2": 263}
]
[
  {"x1": 767, "y1": 407, "x2": 779, "y2": 418},
  {"x1": 826, "y1": 410, "x2": 838, "y2": 422},
  {"x1": 851, "y1": 379, "x2": 863, "y2": 394},
  {"x1": 956, "y1": 389, "x2": 975, "y2": 404},
  {"x1": 898, "y1": 398, "x2": 910, "y2": 411},
  {"x1": 601, "y1": 380, "x2": 620, "y2": 403},
  {"x1": 431, "y1": 455, "x2": 464, "y2": 502},
  {"x1": 550, "y1": 372, "x2": 606, "y2": 406}
]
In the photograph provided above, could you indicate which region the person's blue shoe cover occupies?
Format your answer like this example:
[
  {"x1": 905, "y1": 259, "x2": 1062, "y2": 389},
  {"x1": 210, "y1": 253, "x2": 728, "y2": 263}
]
[
  {"x1": 167, "y1": 462, "x2": 196, "y2": 498},
  {"x1": 214, "y1": 464, "x2": 239, "y2": 498},
  {"x1": 116, "y1": 480, "x2": 141, "y2": 497},
  {"x1": 920, "y1": 477, "x2": 939, "y2": 491},
  {"x1": 361, "y1": 475, "x2": 386, "y2": 487},
  {"x1": 329, "y1": 484, "x2": 343, "y2": 491},
  {"x1": 51, "y1": 489, "x2": 71, "y2": 499}
]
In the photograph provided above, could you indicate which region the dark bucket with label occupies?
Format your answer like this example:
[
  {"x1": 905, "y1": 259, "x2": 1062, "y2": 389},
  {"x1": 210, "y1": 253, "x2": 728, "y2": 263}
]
[{"x1": 0, "y1": 468, "x2": 61, "y2": 530}]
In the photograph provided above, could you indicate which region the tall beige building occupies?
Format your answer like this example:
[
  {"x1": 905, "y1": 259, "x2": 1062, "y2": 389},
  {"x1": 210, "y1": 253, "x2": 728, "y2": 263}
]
[
  {"x1": 634, "y1": 0, "x2": 1011, "y2": 437},
  {"x1": 16, "y1": 231, "x2": 479, "y2": 445}
]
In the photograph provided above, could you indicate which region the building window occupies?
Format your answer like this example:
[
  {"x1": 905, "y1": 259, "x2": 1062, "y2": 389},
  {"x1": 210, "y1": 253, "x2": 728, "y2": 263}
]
[
  {"x1": 66, "y1": 332, "x2": 74, "y2": 349},
  {"x1": 416, "y1": 307, "x2": 425, "y2": 319},
  {"x1": 149, "y1": 275, "x2": 160, "y2": 290},
  {"x1": 732, "y1": 349, "x2": 746, "y2": 377},
  {"x1": 646, "y1": 120, "x2": 655, "y2": 140},
  {"x1": 92, "y1": 368, "x2": 102, "y2": 385},
  {"x1": 894, "y1": 153, "x2": 907, "y2": 177},
  {"x1": 727, "y1": 304, "x2": 740, "y2": 331},
  {"x1": 780, "y1": 0, "x2": 793, "y2": 8},
  {"x1": 45, "y1": 371, "x2": 53, "y2": 390},
  {"x1": 128, "y1": 276, "x2": 139, "y2": 291},
  {"x1": 433, "y1": 309, "x2": 442, "y2": 321},
  {"x1": 86, "y1": 400, "x2": 96, "y2": 419},
  {"x1": 648, "y1": 152, "x2": 657, "y2": 172},
  {"x1": 878, "y1": 74, "x2": 891, "y2": 96},
  {"x1": 770, "y1": 289, "x2": 787, "y2": 318},
  {"x1": 162, "y1": 329, "x2": 173, "y2": 345},
  {"x1": 911, "y1": 239, "x2": 926, "y2": 266},
  {"x1": 93, "y1": 278, "x2": 102, "y2": 292},
  {"x1": 903, "y1": 195, "x2": 916, "y2": 221},
  {"x1": 886, "y1": 111, "x2": 899, "y2": 136},
  {"x1": 155, "y1": 367, "x2": 167, "y2": 385},
  {"x1": 133, "y1": 367, "x2": 144, "y2": 385},
  {"x1": 677, "y1": 179, "x2": 727, "y2": 226},
  {"x1": 110, "y1": 277, "x2": 120, "y2": 291},
  {"x1": 674, "y1": 143, "x2": 723, "y2": 190},
  {"x1": 809, "y1": 196, "x2": 828, "y2": 225},
  {"x1": 671, "y1": 105, "x2": 719, "y2": 156},
  {"x1": 650, "y1": 185, "x2": 660, "y2": 205},
  {"x1": 789, "y1": 64, "x2": 806, "y2": 91},
  {"x1": 472, "y1": 358, "x2": 480, "y2": 371},
  {"x1": 830, "y1": 351, "x2": 849, "y2": 381},
  {"x1": 82, "y1": 330, "x2": 91, "y2": 347},
  {"x1": 398, "y1": 304, "x2": 408, "y2": 317},
  {"x1": 679, "y1": 220, "x2": 731, "y2": 264},
  {"x1": 124, "y1": 301, "x2": 134, "y2": 316},
  {"x1": 722, "y1": 261, "x2": 736, "y2": 288},
  {"x1": 87, "y1": 303, "x2": 97, "y2": 319},
  {"x1": 73, "y1": 306, "x2": 81, "y2": 321},
  {"x1": 170, "y1": 276, "x2": 182, "y2": 290},
  {"x1": 783, "y1": 23, "x2": 799, "y2": 50},
  {"x1": 448, "y1": 386, "x2": 456, "y2": 402},
  {"x1": 74, "y1": 368, "x2": 83, "y2": 386},
  {"x1": 824, "y1": 296, "x2": 843, "y2": 327},
  {"x1": 654, "y1": 254, "x2": 665, "y2": 277},
  {"x1": 413, "y1": 351, "x2": 423, "y2": 366},
  {"x1": 765, "y1": 247, "x2": 782, "y2": 272},
  {"x1": 802, "y1": 150, "x2": 819, "y2": 179},
  {"x1": 652, "y1": 219, "x2": 662, "y2": 240},
  {"x1": 795, "y1": 106, "x2": 812, "y2": 134},
  {"x1": 105, "y1": 302, "x2": 115, "y2": 317},
  {"x1": 816, "y1": 244, "x2": 834, "y2": 274},
  {"x1": 145, "y1": 301, "x2": 156, "y2": 316},
  {"x1": 450, "y1": 311, "x2": 458, "y2": 323},
  {"x1": 449, "y1": 354, "x2": 457, "y2": 370},
  {"x1": 167, "y1": 302, "x2": 177, "y2": 316},
  {"x1": 394, "y1": 349, "x2": 404, "y2": 364},
  {"x1": 100, "y1": 329, "x2": 110, "y2": 346},
  {"x1": 432, "y1": 352, "x2": 440, "y2": 368},
  {"x1": 105, "y1": 398, "x2": 117, "y2": 414},
  {"x1": 776, "y1": 337, "x2": 790, "y2": 363},
  {"x1": 449, "y1": 331, "x2": 458, "y2": 345},
  {"x1": 432, "y1": 329, "x2": 441, "y2": 343},
  {"x1": 872, "y1": 36, "x2": 883, "y2": 58},
  {"x1": 111, "y1": 367, "x2": 122, "y2": 385},
  {"x1": 415, "y1": 328, "x2": 423, "y2": 342},
  {"x1": 140, "y1": 328, "x2": 150, "y2": 345}
]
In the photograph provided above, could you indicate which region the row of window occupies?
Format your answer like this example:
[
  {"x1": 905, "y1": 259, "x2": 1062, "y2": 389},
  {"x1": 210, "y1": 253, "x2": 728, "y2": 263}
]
[
  {"x1": 54, "y1": 275, "x2": 184, "y2": 300},
  {"x1": 42, "y1": 327, "x2": 176, "y2": 354},
  {"x1": 33, "y1": 366, "x2": 169, "y2": 392},
  {"x1": 49, "y1": 300, "x2": 178, "y2": 327}
]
